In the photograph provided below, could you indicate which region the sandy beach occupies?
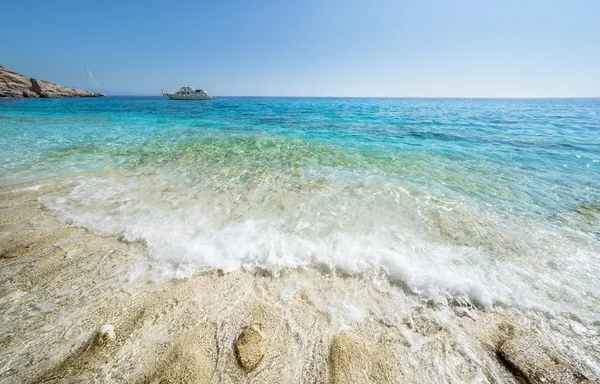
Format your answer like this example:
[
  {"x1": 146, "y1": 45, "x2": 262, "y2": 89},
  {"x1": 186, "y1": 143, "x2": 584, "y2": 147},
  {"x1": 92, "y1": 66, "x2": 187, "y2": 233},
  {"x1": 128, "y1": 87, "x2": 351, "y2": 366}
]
[{"x1": 1, "y1": 176, "x2": 598, "y2": 383}]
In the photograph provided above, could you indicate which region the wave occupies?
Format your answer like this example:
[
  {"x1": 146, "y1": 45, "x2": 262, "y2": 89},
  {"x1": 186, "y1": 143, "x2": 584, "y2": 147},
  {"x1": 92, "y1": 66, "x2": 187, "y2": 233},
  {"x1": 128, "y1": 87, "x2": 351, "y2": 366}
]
[{"x1": 42, "y1": 171, "x2": 600, "y2": 323}]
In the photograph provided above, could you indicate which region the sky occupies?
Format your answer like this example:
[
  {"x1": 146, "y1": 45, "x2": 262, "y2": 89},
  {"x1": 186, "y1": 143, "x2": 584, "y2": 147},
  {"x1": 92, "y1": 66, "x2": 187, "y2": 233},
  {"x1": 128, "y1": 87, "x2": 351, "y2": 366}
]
[{"x1": 2, "y1": 0, "x2": 599, "y2": 97}]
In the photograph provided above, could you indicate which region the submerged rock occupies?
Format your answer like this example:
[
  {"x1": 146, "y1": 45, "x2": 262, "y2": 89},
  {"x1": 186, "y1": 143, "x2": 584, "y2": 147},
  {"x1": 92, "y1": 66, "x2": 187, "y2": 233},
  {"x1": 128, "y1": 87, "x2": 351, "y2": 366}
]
[
  {"x1": 403, "y1": 306, "x2": 444, "y2": 337},
  {"x1": 235, "y1": 324, "x2": 267, "y2": 372},
  {"x1": 498, "y1": 334, "x2": 592, "y2": 384}
]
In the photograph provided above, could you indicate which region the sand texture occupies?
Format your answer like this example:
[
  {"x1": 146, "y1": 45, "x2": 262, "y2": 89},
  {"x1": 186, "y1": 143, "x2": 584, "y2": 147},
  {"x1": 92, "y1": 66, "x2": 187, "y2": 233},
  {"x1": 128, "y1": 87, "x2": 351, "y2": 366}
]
[{"x1": 0, "y1": 179, "x2": 598, "y2": 383}]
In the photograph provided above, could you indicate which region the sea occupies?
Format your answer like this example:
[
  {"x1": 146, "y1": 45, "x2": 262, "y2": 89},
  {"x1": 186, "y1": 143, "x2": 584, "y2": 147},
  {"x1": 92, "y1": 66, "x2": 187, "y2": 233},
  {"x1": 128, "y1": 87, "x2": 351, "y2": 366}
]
[{"x1": 1, "y1": 96, "x2": 599, "y2": 325}]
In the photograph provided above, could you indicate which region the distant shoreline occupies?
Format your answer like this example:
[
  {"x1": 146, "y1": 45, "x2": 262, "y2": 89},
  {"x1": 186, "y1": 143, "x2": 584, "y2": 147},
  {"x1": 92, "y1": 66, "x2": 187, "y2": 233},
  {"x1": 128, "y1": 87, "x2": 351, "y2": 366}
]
[
  {"x1": 3, "y1": 94, "x2": 598, "y2": 99},
  {"x1": 0, "y1": 65, "x2": 94, "y2": 98}
]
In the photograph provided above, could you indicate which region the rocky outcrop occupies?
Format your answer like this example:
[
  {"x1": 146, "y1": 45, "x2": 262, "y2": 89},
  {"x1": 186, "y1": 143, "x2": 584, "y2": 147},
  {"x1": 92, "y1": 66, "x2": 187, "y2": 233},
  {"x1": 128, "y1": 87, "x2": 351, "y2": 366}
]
[{"x1": 0, "y1": 65, "x2": 93, "y2": 98}]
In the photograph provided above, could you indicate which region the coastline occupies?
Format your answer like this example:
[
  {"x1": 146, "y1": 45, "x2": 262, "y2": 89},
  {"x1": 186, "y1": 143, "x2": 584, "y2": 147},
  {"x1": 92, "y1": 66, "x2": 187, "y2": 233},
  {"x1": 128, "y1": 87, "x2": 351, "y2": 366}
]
[
  {"x1": 1, "y1": 175, "x2": 598, "y2": 383},
  {"x1": 0, "y1": 65, "x2": 94, "y2": 98}
]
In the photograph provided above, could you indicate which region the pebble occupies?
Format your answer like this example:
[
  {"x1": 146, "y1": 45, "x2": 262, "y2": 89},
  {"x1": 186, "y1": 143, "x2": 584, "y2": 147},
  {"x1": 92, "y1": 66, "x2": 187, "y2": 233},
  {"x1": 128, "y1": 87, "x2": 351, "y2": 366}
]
[
  {"x1": 96, "y1": 324, "x2": 116, "y2": 346},
  {"x1": 235, "y1": 324, "x2": 266, "y2": 372}
]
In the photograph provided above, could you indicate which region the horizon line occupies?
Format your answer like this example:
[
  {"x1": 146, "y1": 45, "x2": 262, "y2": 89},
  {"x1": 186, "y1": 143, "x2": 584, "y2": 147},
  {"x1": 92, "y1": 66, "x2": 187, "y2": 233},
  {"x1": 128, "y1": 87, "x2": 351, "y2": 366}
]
[{"x1": 104, "y1": 94, "x2": 600, "y2": 99}]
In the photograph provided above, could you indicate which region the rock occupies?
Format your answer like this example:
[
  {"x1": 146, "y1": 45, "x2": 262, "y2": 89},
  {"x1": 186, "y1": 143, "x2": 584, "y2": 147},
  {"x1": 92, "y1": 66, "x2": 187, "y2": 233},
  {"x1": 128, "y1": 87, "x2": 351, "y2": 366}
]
[
  {"x1": 498, "y1": 334, "x2": 592, "y2": 384},
  {"x1": 403, "y1": 306, "x2": 444, "y2": 336},
  {"x1": 235, "y1": 324, "x2": 267, "y2": 372},
  {"x1": 0, "y1": 65, "x2": 93, "y2": 98},
  {"x1": 0, "y1": 65, "x2": 30, "y2": 98},
  {"x1": 96, "y1": 324, "x2": 116, "y2": 346},
  {"x1": 140, "y1": 324, "x2": 218, "y2": 384},
  {"x1": 22, "y1": 90, "x2": 39, "y2": 98},
  {"x1": 329, "y1": 333, "x2": 369, "y2": 384},
  {"x1": 50, "y1": 243, "x2": 77, "y2": 259},
  {"x1": 29, "y1": 78, "x2": 43, "y2": 94},
  {"x1": 2, "y1": 244, "x2": 32, "y2": 259},
  {"x1": 328, "y1": 332, "x2": 402, "y2": 384}
]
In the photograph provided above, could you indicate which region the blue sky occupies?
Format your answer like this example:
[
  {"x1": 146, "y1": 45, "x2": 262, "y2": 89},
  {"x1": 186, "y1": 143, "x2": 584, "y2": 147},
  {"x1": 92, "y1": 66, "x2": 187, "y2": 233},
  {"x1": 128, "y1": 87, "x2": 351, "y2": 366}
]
[{"x1": 2, "y1": 0, "x2": 599, "y2": 97}]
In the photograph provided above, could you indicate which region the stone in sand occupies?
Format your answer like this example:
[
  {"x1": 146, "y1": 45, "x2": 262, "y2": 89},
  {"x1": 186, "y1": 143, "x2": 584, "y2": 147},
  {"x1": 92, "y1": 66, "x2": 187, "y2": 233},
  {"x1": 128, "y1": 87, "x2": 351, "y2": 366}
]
[
  {"x1": 96, "y1": 324, "x2": 116, "y2": 346},
  {"x1": 235, "y1": 324, "x2": 267, "y2": 372},
  {"x1": 498, "y1": 334, "x2": 592, "y2": 384},
  {"x1": 329, "y1": 333, "x2": 370, "y2": 384}
]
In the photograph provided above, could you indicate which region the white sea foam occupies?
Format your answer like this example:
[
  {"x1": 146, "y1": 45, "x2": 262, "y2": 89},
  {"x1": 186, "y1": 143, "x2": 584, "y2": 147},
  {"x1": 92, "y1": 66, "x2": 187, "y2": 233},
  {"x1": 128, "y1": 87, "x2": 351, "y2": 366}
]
[
  {"x1": 20, "y1": 184, "x2": 43, "y2": 191},
  {"x1": 43, "y1": 173, "x2": 600, "y2": 323}
]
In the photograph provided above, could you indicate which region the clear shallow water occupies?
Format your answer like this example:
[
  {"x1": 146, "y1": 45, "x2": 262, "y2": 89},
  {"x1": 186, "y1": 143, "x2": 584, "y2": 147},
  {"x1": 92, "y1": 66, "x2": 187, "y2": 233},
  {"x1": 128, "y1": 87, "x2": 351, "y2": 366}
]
[{"x1": 1, "y1": 97, "x2": 599, "y2": 321}]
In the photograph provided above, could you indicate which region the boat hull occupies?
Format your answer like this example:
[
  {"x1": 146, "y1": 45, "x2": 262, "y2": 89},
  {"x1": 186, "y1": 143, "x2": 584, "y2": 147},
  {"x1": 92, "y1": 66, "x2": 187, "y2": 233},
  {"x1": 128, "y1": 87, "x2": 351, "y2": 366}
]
[{"x1": 165, "y1": 93, "x2": 212, "y2": 100}]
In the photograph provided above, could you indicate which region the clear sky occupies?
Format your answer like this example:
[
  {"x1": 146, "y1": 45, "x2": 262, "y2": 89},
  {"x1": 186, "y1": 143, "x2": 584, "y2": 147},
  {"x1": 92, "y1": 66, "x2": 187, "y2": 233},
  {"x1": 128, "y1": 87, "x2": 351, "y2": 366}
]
[{"x1": 2, "y1": 0, "x2": 599, "y2": 97}]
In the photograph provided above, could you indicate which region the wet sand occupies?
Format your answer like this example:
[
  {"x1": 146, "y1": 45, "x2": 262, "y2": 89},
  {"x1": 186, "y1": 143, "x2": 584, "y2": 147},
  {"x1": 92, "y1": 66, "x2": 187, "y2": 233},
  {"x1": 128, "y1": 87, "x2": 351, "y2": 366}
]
[{"x1": 0, "y1": 178, "x2": 598, "y2": 383}]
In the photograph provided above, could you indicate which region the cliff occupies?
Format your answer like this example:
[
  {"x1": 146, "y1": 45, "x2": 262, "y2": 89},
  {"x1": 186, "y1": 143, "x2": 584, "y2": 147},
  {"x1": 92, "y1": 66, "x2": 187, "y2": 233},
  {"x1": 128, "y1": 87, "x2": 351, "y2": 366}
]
[{"x1": 0, "y1": 65, "x2": 94, "y2": 98}]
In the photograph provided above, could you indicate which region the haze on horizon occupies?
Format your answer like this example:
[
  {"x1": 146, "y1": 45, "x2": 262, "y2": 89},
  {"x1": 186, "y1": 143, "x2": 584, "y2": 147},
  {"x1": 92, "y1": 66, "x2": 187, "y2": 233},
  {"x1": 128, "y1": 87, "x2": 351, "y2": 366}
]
[{"x1": 2, "y1": 0, "x2": 599, "y2": 98}]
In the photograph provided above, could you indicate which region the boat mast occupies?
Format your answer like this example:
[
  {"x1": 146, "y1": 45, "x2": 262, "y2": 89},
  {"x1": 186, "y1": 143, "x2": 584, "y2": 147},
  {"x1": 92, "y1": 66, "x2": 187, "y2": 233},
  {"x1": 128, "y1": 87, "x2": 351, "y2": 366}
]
[{"x1": 85, "y1": 66, "x2": 101, "y2": 95}]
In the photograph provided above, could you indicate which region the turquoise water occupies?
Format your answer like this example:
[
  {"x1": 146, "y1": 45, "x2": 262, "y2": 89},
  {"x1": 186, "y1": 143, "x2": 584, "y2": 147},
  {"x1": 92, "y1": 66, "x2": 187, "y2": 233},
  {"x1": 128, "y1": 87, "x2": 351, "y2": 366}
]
[
  {"x1": 1, "y1": 97, "x2": 599, "y2": 320},
  {"x1": 2, "y1": 97, "x2": 599, "y2": 217}
]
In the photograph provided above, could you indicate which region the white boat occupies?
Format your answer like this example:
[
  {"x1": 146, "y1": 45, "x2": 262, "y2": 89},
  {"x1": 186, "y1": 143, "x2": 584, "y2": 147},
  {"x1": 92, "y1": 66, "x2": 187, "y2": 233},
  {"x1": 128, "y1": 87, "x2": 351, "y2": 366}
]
[
  {"x1": 162, "y1": 86, "x2": 212, "y2": 100},
  {"x1": 85, "y1": 67, "x2": 106, "y2": 97}
]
